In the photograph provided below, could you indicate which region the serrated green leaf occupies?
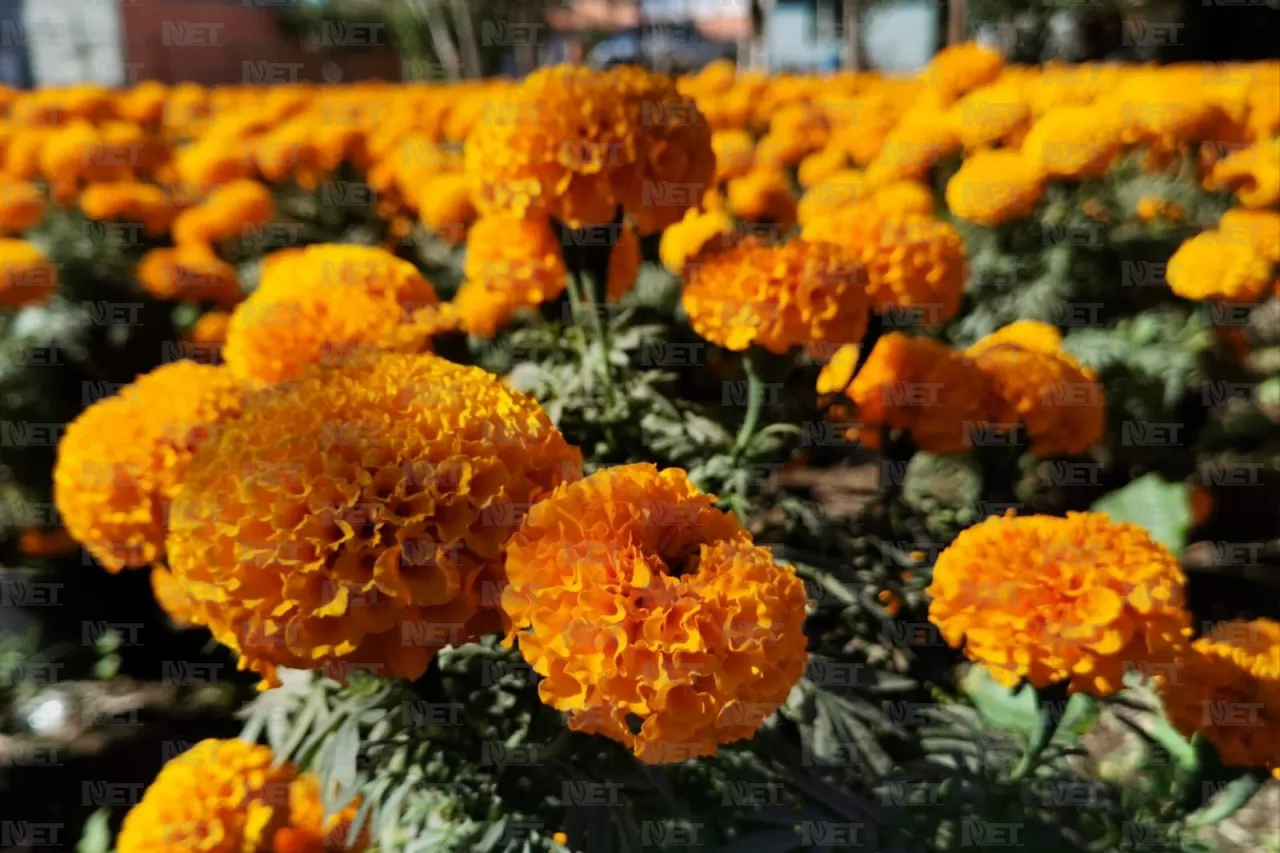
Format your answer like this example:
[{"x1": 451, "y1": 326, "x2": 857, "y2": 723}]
[{"x1": 1091, "y1": 473, "x2": 1192, "y2": 554}]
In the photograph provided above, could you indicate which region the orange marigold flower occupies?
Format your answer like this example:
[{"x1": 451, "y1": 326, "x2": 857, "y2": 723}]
[
  {"x1": 923, "y1": 42, "x2": 1005, "y2": 105},
  {"x1": 711, "y1": 129, "x2": 755, "y2": 182},
  {"x1": 0, "y1": 238, "x2": 57, "y2": 308},
  {"x1": 927, "y1": 512, "x2": 1192, "y2": 695},
  {"x1": 866, "y1": 180, "x2": 936, "y2": 217},
  {"x1": 80, "y1": 181, "x2": 175, "y2": 237},
  {"x1": 53, "y1": 361, "x2": 244, "y2": 572},
  {"x1": 415, "y1": 172, "x2": 476, "y2": 244},
  {"x1": 136, "y1": 247, "x2": 241, "y2": 307},
  {"x1": 224, "y1": 244, "x2": 439, "y2": 386},
  {"x1": 865, "y1": 112, "x2": 961, "y2": 185},
  {"x1": 116, "y1": 738, "x2": 369, "y2": 853},
  {"x1": 796, "y1": 169, "x2": 870, "y2": 226},
  {"x1": 117, "y1": 739, "x2": 296, "y2": 853},
  {"x1": 682, "y1": 238, "x2": 869, "y2": 354},
  {"x1": 167, "y1": 352, "x2": 581, "y2": 685},
  {"x1": 658, "y1": 207, "x2": 737, "y2": 274},
  {"x1": 952, "y1": 82, "x2": 1031, "y2": 150},
  {"x1": 802, "y1": 211, "x2": 967, "y2": 326},
  {"x1": 797, "y1": 146, "x2": 849, "y2": 189},
  {"x1": 1022, "y1": 105, "x2": 1125, "y2": 179},
  {"x1": 945, "y1": 149, "x2": 1044, "y2": 226},
  {"x1": 1167, "y1": 230, "x2": 1275, "y2": 303},
  {"x1": 465, "y1": 65, "x2": 713, "y2": 233},
  {"x1": 452, "y1": 212, "x2": 567, "y2": 338},
  {"x1": 1160, "y1": 619, "x2": 1280, "y2": 771},
  {"x1": 0, "y1": 175, "x2": 44, "y2": 233},
  {"x1": 172, "y1": 179, "x2": 274, "y2": 249},
  {"x1": 1219, "y1": 207, "x2": 1280, "y2": 263},
  {"x1": 820, "y1": 333, "x2": 1005, "y2": 454},
  {"x1": 151, "y1": 565, "x2": 197, "y2": 627},
  {"x1": 186, "y1": 310, "x2": 231, "y2": 347},
  {"x1": 724, "y1": 166, "x2": 798, "y2": 227},
  {"x1": 502, "y1": 463, "x2": 808, "y2": 763},
  {"x1": 174, "y1": 133, "x2": 256, "y2": 191},
  {"x1": 968, "y1": 336, "x2": 1105, "y2": 457},
  {"x1": 965, "y1": 319, "x2": 1063, "y2": 358}
]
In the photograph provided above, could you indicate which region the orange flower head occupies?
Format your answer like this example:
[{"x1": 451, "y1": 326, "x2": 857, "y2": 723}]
[
  {"x1": 803, "y1": 211, "x2": 967, "y2": 326},
  {"x1": 1022, "y1": 104, "x2": 1125, "y2": 179},
  {"x1": 682, "y1": 237, "x2": 870, "y2": 355},
  {"x1": 80, "y1": 181, "x2": 175, "y2": 237},
  {"x1": 965, "y1": 319, "x2": 1063, "y2": 357},
  {"x1": 53, "y1": 361, "x2": 244, "y2": 572},
  {"x1": 865, "y1": 111, "x2": 961, "y2": 185},
  {"x1": 658, "y1": 206, "x2": 738, "y2": 274},
  {"x1": 945, "y1": 149, "x2": 1044, "y2": 226},
  {"x1": 452, "y1": 212, "x2": 567, "y2": 338},
  {"x1": 725, "y1": 166, "x2": 798, "y2": 227},
  {"x1": 797, "y1": 146, "x2": 849, "y2": 189},
  {"x1": 136, "y1": 247, "x2": 241, "y2": 307},
  {"x1": 928, "y1": 512, "x2": 1192, "y2": 695},
  {"x1": 186, "y1": 311, "x2": 231, "y2": 347},
  {"x1": 0, "y1": 175, "x2": 45, "y2": 233},
  {"x1": 952, "y1": 82, "x2": 1031, "y2": 149},
  {"x1": 465, "y1": 65, "x2": 713, "y2": 233},
  {"x1": 796, "y1": 169, "x2": 870, "y2": 226},
  {"x1": 0, "y1": 238, "x2": 57, "y2": 308},
  {"x1": 224, "y1": 244, "x2": 439, "y2": 386},
  {"x1": 1167, "y1": 230, "x2": 1275, "y2": 303},
  {"x1": 968, "y1": 338, "x2": 1105, "y2": 457},
  {"x1": 172, "y1": 179, "x2": 274, "y2": 249},
  {"x1": 923, "y1": 42, "x2": 1005, "y2": 104},
  {"x1": 866, "y1": 180, "x2": 936, "y2": 217},
  {"x1": 1160, "y1": 619, "x2": 1280, "y2": 771},
  {"x1": 821, "y1": 333, "x2": 1006, "y2": 454},
  {"x1": 1219, "y1": 207, "x2": 1280, "y2": 263},
  {"x1": 711, "y1": 129, "x2": 755, "y2": 182},
  {"x1": 502, "y1": 463, "x2": 808, "y2": 763},
  {"x1": 166, "y1": 352, "x2": 582, "y2": 685},
  {"x1": 116, "y1": 738, "x2": 369, "y2": 853},
  {"x1": 415, "y1": 172, "x2": 476, "y2": 244}
]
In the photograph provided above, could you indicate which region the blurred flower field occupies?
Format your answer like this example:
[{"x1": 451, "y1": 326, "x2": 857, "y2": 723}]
[{"x1": 1, "y1": 43, "x2": 1279, "y2": 852}]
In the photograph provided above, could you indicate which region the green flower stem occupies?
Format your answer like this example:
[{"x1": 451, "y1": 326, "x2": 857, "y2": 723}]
[
  {"x1": 1009, "y1": 681, "x2": 1071, "y2": 781},
  {"x1": 1186, "y1": 770, "x2": 1266, "y2": 828},
  {"x1": 731, "y1": 347, "x2": 766, "y2": 459}
]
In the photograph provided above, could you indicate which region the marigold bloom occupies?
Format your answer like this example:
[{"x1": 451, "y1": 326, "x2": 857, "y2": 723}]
[
  {"x1": 682, "y1": 238, "x2": 869, "y2": 354},
  {"x1": 968, "y1": 340, "x2": 1105, "y2": 457},
  {"x1": 0, "y1": 175, "x2": 44, "y2": 233},
  {"x1": 502, "y1": 463, "x2": 808, "y2": 763},
  {"x1": 820, "y1": 333, "x2": 1005, "y2": 453},
  {"x1": 953, "y1": 82, "x2": 1031, "y2": 149},
  {"x1": 1167, "y1": 230, "x2": 1275, "y2": 303},
  {"x1": 1160, "y1": 619, "x2": 1280, "y2": 771},
  {"x1": 53, "y1": 362, "x2": 244, "y2": 572},
  {"x1": 724, "y1": 166, "x2": 798, "y2": 227},
  {"x1": 1219, "y1": 207, "x2": 1280, "y2": 262},
  {"x1": 866, "y1": 180, "x2": 935, "y2": 217},
  {"x1": 117, "y1": 739, "x2": 296, "y2": 853},
  {"x1": 136, "y1": 247, "x2": 241, "y2": 306},
  {"x1": 415, "y1": 172, "x2": 476, "y2": 244},
  {"x1": 928, "y1": 512, "x2": 1193, "y2": 695},
  {"x1": 1022, "y1": 105, "x2": 1125, "y2": 179},
  {"x1": 802, "y1": 211, "x2": 967, "y2": 325},
  {"x1": 186, "y1": 311, "x2": 231, "y2": 346},
  {"x1": 865, "y1": 112, "x2": 961, "y2": 185},
  {"x1": 81, "y1": 181, "x2": 175, "y2": 236},
  {"x1": 172, "y1": 180, "x2": 274, "y2": 248},
  {"x1": 225, "y1": 244, "x2": 439, "y2": 386},
  {"x1": 945, "y1": 149, "x2": 1044, "y2": 226},
  {"x1": 151, "y1": 565, "x2": 197, "y2": 626},
  {"x1": 167, "y1": 352, "x2": 581, "y2": 685},
  {"x1": 711, "y1": 129, "x2": 755, "y2": 182},
  {"x1": 797, "y1": 146, "x2": 848, "y2": 189},
  {"x1": 174, "y1": 133, "x2": 256, "y2": 190},
  {"x1": 116, "y1": 738, "x2": 369, "y2": 853},
  {"x1": 965, "y1": 319, "x2": 1062, "y2": 358},
  {"x1": 658, "y1": 207, "x2": 737, "y2": 274},
  {"x1": 465, "y1": 65, "x2": 713, "y2": 233},
  {"x1": 796, "y1": 169, "x2": 870, "y2": 226},
  {"x1": 0, "y1": 238, "x2": 57, "y2": 308},
  {"x1": 452, "y1": 212, "x2": 567, "y2": 338},
  {"x1": 923, "y1": 42, "x2": 1005, "y2": 104}
]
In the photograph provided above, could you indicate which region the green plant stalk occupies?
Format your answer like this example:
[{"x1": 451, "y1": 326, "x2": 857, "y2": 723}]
[
  {"x1": 1186, "y1": 770, "x2": 1266, "y2": 829},
  {"x1": 1009, "y1": 681, "x2": 1070, "y2": 781},
  {"x1": 731, "y1": 347, "x2": 766, "y2": 459}
]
